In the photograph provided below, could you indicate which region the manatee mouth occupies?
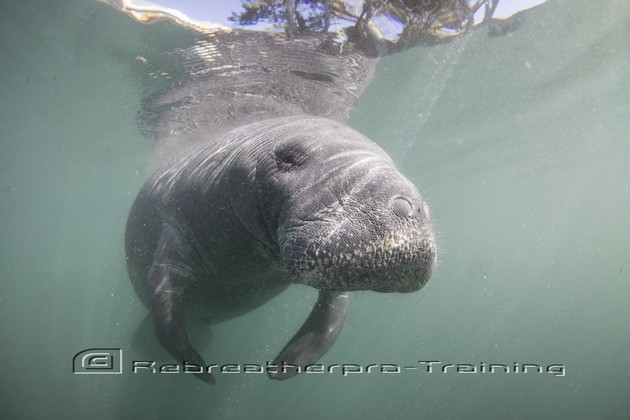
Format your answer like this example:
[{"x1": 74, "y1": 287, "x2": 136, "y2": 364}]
[{"x1": 279, "y1": 220, "x2": 436, "y2": 293}]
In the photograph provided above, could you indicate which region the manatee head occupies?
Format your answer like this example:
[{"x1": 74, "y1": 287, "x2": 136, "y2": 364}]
[{"x1": 243, "y1": 117, "x2": 437, "y2": 293}]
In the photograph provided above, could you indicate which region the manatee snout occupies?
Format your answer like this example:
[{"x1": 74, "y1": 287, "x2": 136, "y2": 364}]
[{"x1": 278, "y1": 165, "x2": 437, "y2": 293}]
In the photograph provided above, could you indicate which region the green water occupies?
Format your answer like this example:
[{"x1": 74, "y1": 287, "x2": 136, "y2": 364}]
[{"x1": 1, "y1": 1, "x2": 628, "y2": 419}]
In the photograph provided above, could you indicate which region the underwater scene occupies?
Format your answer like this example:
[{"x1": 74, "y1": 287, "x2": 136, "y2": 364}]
[{"x1": 0, "y1": 0, "x2": 628, "y2": 418}]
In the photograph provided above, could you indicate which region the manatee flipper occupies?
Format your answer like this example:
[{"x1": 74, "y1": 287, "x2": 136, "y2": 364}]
[
  {"x1": 147, "y1": 223, "x2": 215, "y2": 384},
  {"x1": 269, "y1": 290, "x2": 349, "y2": 380}
]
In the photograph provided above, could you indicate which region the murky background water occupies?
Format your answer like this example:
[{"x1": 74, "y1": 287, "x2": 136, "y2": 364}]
[{"x1": 1, "y1": 1, "x2": 628, "y2": 419}]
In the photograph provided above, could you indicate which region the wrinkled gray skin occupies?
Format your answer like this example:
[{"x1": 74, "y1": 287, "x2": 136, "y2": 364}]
[{"x1": 126, "y1": 116, "x2": 436, "y2": 384}]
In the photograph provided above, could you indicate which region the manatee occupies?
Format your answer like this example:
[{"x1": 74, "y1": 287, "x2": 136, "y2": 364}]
[{"x1": 125, "y1": 116, "x2": 436, "y2": 383}]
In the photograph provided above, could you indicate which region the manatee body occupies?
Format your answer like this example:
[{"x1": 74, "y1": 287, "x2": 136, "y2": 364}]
[{"x1": 125, "y1": 116, "x2": 436, "y2": 383}]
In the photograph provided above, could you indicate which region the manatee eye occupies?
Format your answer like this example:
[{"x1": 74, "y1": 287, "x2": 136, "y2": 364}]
[{"x1": 274, "y1": 145, "x2": 307, "y2": 172}]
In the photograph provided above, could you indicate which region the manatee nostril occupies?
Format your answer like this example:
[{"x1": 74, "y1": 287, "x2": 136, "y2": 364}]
[{"x1": 390, "y1": 197, "x2": 414, "y2": 218}]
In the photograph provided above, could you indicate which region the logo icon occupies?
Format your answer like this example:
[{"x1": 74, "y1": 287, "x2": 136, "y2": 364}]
[{"x1": 72, "y1": 348, "x2": 123, "y2": 375}]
